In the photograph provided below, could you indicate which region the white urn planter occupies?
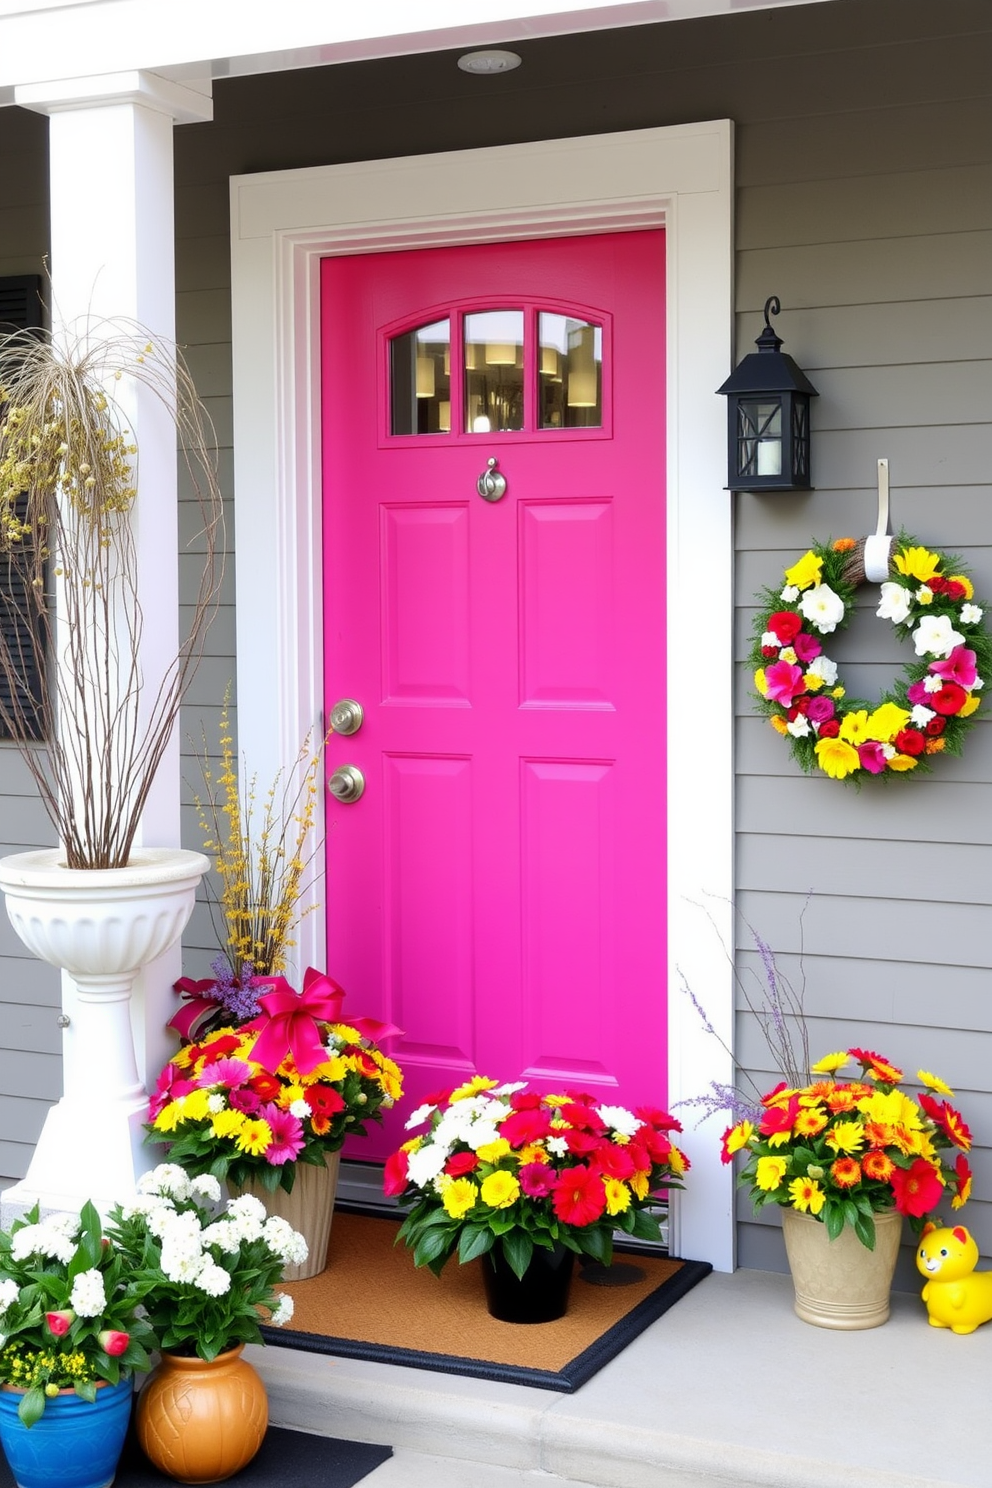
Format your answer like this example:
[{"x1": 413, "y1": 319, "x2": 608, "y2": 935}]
[{"x1": 0, "y1": 847, "x2": 208, "y2": 1214}]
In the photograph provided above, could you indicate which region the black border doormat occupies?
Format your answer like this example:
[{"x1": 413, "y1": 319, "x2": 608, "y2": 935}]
[
  {"x1": 0, "y1": 1424, "x2": 392, "y2": 1488},
  {"x1": 261, "y1": 1210, "x2": 712, "y2": 1393}
]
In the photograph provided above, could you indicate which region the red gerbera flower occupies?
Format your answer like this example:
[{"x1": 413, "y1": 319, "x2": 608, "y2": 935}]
[
  {"x1": 249, "y1": 1071, "x2": 282, "y2": 1102},
  {"x1": 635, "y1": 1106, "x2": 682, "y2": 1133},
  {"x1": 444, "y1": 1151, "x2": 479, "y2": 1177},
  {"x1": 500, "y1": 1107, "x2": 552, "y2": 1147},
  {"x1": 565, "y1": 1129, "x2": 604, "y2": 1157},
  {"x1": 560, "y1": 1103, "x2": 607, "y2": 1134},
  {"x1": 590, "y1": 1142, "x2": 637, "y2": 1181},
  {"x1": 552, "y1": 1166, "x2": 607, "y2": 1227},
  {"x1": 304, "y1": 1084, "x2": 346, "y2": 1118},
  {"x1": 382, "y1": 1148, "x2": 409, "y2": 1198},
  {"x1": 891, "y1": 1158, "x2": 944, "y2": 1218},
  {"x1": 199, "y1": 1034, "x2": 243, "y2": 1064},
  {"x1": 758, "y1": 1096, "x2": 800, "y2": 1138},
  {"x1": 953, "y1": 1153, "x2": 973, "y2": 1206}
]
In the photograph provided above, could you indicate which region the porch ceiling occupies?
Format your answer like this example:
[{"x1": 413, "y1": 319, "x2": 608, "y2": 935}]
[{"x1": 0, "y1": 0, "x2": 838, "y2": 103}]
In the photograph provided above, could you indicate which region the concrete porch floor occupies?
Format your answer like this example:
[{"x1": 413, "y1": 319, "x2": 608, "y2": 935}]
[{"x1": 249, "y1": 1266, "x2": 991, "y2": 1488}]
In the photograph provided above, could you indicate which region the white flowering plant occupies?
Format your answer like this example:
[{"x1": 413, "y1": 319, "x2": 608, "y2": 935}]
[
  {"x1": 106, "y1": 1164, "x2": 306, "y2": 1362},
  {"x1": 0, "y1": 1201, "x2": 156, "y2": 1426}
]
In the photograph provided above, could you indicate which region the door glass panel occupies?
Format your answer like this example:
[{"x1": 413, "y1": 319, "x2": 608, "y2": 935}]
[
  {"x1": 464, "y1": 310, "x2": 524, "y2": 432},
  {"x1": 390, "y1": 319, "x2": 451, "y2": 435},
  {"x1": 539, "y1": 313, "x2": 603, "y2": 429}
]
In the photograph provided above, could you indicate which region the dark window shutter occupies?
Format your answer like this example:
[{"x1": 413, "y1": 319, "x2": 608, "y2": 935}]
[{"x1": 0, "y1": 275, "x2": 47, "y2": 741}]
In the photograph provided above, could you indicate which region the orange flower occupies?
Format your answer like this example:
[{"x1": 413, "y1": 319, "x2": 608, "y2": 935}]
[
  {"x1": 925, "y1": 738, "x2": 946, "y2": 754},
  {"x1": 861, "y1": 1121, "x2": 894, "y2": 1149},
  {"x1": 832, "y1": 537, "x2": 857, "y2": 552},
  {"x1": 862, "y1": 1150, "x2": 895, "y2": 1182},
  {"x1": 825, "y1": 1088, "x2": 858, "y2": 1114},
  {"x1": 830, "y1": 1156, "x2": 862, "y2": 1188},
  {"x1": 793, "y1": 1107, "x2": 828, "y2": 1139}
]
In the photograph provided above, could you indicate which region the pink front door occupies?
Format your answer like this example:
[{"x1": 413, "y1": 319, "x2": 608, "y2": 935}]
[{"x1": 321, "y1": 231, "x2": 667, "y2": 1159}]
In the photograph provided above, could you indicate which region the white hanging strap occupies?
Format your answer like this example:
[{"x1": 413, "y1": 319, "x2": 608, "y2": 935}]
[{"x1": 864, "y1": 458, "x2": 893, "y2": 582}]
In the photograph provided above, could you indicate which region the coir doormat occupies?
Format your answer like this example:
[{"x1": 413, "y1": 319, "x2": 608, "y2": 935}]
[
  {"x1": 261, "y1": 1209, "x2": 711, "y2": 1392},
  {"x1": 0, "y1": 1425, "x2": 392, "y2": 1488}
]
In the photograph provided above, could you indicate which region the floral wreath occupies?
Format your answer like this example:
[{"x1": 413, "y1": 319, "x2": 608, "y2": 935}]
[{"x1": 751, "y1": 536, "x2": 991, "y2": 782}]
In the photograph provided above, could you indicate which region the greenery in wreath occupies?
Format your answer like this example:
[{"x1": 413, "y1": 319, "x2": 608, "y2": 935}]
[{"x1": 750, "y1": 536, "x2": 991, "y2": 782}]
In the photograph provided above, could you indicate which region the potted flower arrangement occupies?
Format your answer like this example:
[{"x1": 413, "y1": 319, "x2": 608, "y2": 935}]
[
  {"x1": 722, "y1": 1047, "x2": 973, "y2": 1328},
  {"x1": 106, "y1": 1163, "x2": 305, "y2": 1484},
  {"x1": 0, "y1": 1200, "x2": 156, "y2": 1488},
  {"x1": 146, "y1": 971, "x2": 403, "y2": 1278},
  {"x1": 385, "y1": 1077, "x2": 689, "y2": 1323}
]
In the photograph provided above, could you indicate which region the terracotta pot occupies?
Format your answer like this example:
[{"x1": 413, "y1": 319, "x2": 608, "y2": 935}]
[
  {"x1": 781, "y1": 1207, "x2": 903, "y2": 1329},
  {"x1": 135, "y1": 1344, "x2": 267, "y2": 1483},
  {"x1": 480, "y1": 1243, "x2": 575, "y2": 1324},
  {"x1": 235, "y1": 1148, "x2": 341, "y2": 1281}
]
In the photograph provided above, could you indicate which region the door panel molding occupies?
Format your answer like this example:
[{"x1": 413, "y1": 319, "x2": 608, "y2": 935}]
[{"x1": 230, "y1": 121, "x2": 736, "y2": 1270}]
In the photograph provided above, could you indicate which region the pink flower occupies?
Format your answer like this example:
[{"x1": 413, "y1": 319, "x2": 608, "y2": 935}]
[
  {"x1": 45, "y1": 1310, "x2": 74, "y2": 1337},
  {"x1": 259, "y1": 1102, "x2": 305, "y2": 1165},
  {"x1": 764, "y1": 660, "x2": 806, "y2": 706},
  {"x1": 857, "y1": 741, "x2": 889, "y2": 774},
  {"x1": 930, "y1": 645, "x2": 977, "y2": 688},
  {"x1": 230, "y1": 1087, "x2": 261, "y2": 1115},
  {"x1": 519, "y1": 1163, "x2": 557, "y2": 1198},
  {"x1": 805, "y1": 695, "x2": 835, "y2": 724},
  {"x1": 906, "y1": 679, "x2": 931, "y2": 705},
  {"x1": 793, "y1": 632, "x2": 821, "y2": 663},
  {"x1": 197, "y1": 1057, "x2": 253, "y2": 1090},
  {"x1": 382, "y1": 1148, "x2": 409, "y2": 1198},
  {"x1": 148, "y1": 1064, "x2": 196, "y2": 1120},
  {"x1": 98, "y1": 1330, "x2": 129, "y2": 1356}
]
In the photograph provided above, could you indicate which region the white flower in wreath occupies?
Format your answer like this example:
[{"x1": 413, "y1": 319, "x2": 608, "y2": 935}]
[
  {"x1": 806, "y1": 654, "x2": 838, "y2": 686},
  {"x1": 781, "y1": 585, "x2": 800, "y2": 602},
  {"x1": 910, "y1": 704, "x2": 936, "y2": 726},
  {"x1": 876, "y1": 582, "x2": 912, "y2": 624},
  {"x1": 798, "y1": 583, "x2": 845, "y2": 633},
  {"x1": 961, "y1": 603, "x2": 984, "y2": 624},
  {"x1": 923, "y1": 675, "x2": 942, "y2": 693},
  {"x1": 913, "y1": 613, "x2": 965, "y2": 658},
  {"x1": 787, "y1": 715, "x2": 812, "y2": 738}
]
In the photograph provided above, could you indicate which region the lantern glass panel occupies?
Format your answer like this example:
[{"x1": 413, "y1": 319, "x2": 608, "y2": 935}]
[
  {"x1": 736, "y1": 398, "x2": 783, "y2": 479},
  {"x1": 792, "y1": 399, "x2": 810, "y2": 481}
]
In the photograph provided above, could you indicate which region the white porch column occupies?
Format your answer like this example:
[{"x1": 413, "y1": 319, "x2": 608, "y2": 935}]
[{"x1": 8, "y1": 72, "x2": 213, "y2": 1204}]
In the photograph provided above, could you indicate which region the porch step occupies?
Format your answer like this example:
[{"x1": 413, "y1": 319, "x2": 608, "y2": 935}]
[{"x1": 250, "y1": 1267, "x2": 987, "y2": 1488}]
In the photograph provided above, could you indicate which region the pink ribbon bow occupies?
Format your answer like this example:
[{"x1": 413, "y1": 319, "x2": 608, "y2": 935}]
[
  {"x1": 168, "y1": 977, "x2": 223, "y2": 1041},
  {"x1": 246, "y1": 967, "x2": 402, "y2": 1075}
]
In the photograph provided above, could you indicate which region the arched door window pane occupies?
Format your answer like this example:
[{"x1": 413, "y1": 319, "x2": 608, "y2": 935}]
[
  {"x1": 389, "y1": 319, "x2": 451, "y2": 435},
  {"x1": 464, "y1": 310, "x2": 524, "y2": 432},
  {"x1": 539, "y1": 313, "x2": 602, "y2": 429}
]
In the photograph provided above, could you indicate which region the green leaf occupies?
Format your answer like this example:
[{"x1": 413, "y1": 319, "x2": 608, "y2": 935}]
[
  {"x1": 457, "y1": 1226, "x2": 494, "y2": 1265},
  {"x1": 18, "y1": 1386, "x2": 45, "y2": 1428},
  {"x1": 501, "y1": 1229, "x2": 534, "y2": 1281},
  {"x1": 825, "y1": 1205, "x2": 845, "y2": 1242},
  {"x1": 854, "y1": 1212, "x2": 877, "y2": 1251},
  {"x1": 627, "y1": 1209, "x2": 663, "y2": 1242},
  {"x1": 74, "y1": 1379, "x2": 97, "y2": 1404}
]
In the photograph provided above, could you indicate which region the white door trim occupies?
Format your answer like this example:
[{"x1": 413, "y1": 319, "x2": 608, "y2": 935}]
[{"x1": 230, "y1": 120, "x2": 736, "y2": 1270}]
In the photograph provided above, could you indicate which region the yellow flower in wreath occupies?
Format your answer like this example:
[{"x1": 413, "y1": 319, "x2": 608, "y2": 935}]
[
  {"x1": 783, "y1": 550, "x2": 823, "y2": 591},
  {"x1": 814, "y1": 737, "x2": 860, "y2": 780}
]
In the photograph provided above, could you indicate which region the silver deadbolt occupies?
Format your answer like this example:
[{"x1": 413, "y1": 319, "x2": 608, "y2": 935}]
[
  {"x1": 476, "y1": 457, "x2": 507, "y2": 502},
  {"x1": 328, "y1": 765, "x2": 366, "y2": 804},
  {"x1": 330, "y1": 698, "x2": 364, "y2": 736}
]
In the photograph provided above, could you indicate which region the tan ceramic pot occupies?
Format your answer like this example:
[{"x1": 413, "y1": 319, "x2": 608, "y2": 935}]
[
  {"x1": 781, "y1": 1207, "x2": 903, "y2": 1329},
  {"x1": 136, "y1": 1344, "x2": 268, "y2": 1483},
  {"x1": 236, "y1": 1148, "x2": 341, "y2": 1281}
]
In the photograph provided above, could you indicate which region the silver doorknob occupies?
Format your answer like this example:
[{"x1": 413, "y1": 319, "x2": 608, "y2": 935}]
[
  {"x1": 330, "y1": 698, "x2": 364, "y2": 735},
  {"x1": 476, "y1": 457, "x2": 507, "y2": 502},
  {"x1": 328, "y1": 765, "x2": 366, "y2": 803}
]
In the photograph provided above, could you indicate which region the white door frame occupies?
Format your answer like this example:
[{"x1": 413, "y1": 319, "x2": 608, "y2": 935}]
[{"x1": 229, "y1": 121, "x2": 737, "y2": 1270}]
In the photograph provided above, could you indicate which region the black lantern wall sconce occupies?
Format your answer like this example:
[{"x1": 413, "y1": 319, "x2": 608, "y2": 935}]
[{"x1": 717, "y1": 296, "x2": 818, "y2": 492}]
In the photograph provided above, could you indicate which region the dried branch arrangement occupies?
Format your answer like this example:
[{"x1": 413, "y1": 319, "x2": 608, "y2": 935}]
[{"x1": 0, "y1": 322, "x2": 224, "y2": 868}]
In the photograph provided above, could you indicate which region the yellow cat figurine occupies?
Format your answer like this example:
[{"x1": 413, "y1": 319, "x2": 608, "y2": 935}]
[{"x1": 917, "y1": 1223, "x2": 992, "y2": 1334}]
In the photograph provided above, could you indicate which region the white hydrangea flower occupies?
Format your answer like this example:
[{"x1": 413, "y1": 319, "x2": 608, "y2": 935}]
[
  {"x1": 876, "y1": 582, "x2": 912, "y2": 624},
  {"x1": 787, "y1": 715, "x2": 811, "y2": 738},
  {"x1": 70, "y1": 1268, "x2": 106, "y2": 1318},
  {"x1": 11, "y1": 1225, "x2": 75, "y2": 1266},
  {"x1": 805, "y1": 654, "x2": 838, "y2": 687},
  {"x1": 798, "y1": 583, "x2": 845, "y2": 634},
  {"x1": 404, "y1": 1103, "x2": 436, "y2": 1130},
  {"x1": 225, "y1": 1194, "x2": 267, "y2": 1226},
  {"x1": 910, "y1": 704, "x2": 936, "y2": 726},
  {"x1": 201, "y1": 1221, "x2": 240, "y2": 1254},
  {"x1": 270, "y1": 1294, "x2": 295, "y2": 1327},
  {"x1": 141, "y1": 1164, "x2": 192, "y2": 1202},
  {"x1": 189, "y1": 1175, "x2": 222, "y2": 1204},
  {"x1": 913, "y1": 613, "x2": 965, "y2": 658},
  {"x1": 961, "y1": 603, "x2": 983, "y2": 625},
  {"x1": 0, "y1": 1278, "x2": 20, "y2": 1314},
  {"x1": 195, "y1": 1262, "x2": 232, "y2": 1298},
  {"x1": 262, "y1": 1216, "x2": 308, "y2": 1265},
  {"x1": 162, "y1": 1249, "x2": 207, "y2": 1285},
  {"x1": 595, "y1": 1104, "x2": 641, "y2": 1137}
]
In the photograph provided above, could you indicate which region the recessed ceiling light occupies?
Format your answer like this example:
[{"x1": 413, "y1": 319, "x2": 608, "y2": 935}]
[{"x1": 457, "y1": 49, "x2": 522, "y2": 75}]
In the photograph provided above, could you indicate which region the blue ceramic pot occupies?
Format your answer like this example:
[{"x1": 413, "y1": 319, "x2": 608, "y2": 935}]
[{"x1": 0, "y1": 1376, "x2": 132, "y2": 1488}]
